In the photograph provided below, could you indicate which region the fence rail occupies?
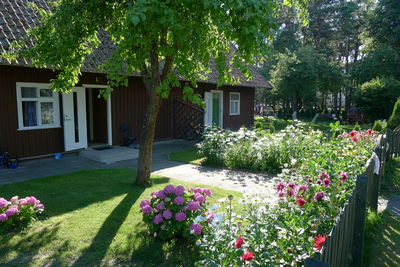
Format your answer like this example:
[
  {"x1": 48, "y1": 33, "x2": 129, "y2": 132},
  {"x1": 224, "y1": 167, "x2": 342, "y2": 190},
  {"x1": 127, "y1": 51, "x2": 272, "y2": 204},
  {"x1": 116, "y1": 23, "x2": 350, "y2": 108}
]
[{"x1": 306, "y1": 127, "x2": 400, "y2": 267}]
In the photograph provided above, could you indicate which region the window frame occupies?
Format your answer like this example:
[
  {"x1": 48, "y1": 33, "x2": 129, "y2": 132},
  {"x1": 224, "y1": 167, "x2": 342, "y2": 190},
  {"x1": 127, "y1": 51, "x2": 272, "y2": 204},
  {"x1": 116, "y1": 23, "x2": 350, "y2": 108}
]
[
  {"x1": 16, "y1": 82, "x2": 61, "y2": 131},
  {"x1": 229, "y1": 92, "x2": 241, "y2": 116}
]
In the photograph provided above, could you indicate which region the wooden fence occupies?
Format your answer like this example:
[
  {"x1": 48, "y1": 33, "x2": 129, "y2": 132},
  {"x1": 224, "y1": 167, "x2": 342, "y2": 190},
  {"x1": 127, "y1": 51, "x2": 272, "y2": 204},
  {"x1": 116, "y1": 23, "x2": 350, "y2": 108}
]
[{"x1": 306, "y1": 127, "x2": 400, "y2": 267}]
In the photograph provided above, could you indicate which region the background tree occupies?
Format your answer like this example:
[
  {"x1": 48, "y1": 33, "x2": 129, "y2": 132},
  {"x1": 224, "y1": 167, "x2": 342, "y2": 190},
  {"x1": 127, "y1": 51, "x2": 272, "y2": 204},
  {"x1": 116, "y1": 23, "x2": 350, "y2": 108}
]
[{"x1": 4, "y1": 0, "x2": 308, "y2": 186}]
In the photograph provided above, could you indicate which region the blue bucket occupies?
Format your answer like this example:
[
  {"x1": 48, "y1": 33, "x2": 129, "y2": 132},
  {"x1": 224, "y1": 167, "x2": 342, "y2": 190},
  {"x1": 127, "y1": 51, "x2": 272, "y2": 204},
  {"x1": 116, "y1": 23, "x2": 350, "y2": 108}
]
[{"x1": 54, "y1": 153, "x2": 62, "y2": 159}]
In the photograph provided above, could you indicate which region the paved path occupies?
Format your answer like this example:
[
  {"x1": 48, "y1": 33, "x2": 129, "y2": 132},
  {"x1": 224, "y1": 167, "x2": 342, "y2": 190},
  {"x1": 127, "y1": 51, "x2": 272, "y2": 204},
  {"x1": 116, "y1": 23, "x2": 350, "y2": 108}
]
[
  {"x1": 0, "y1": 140, "x2": 278, "y2": 194},
  {"x1": 379, "y1": 195, "x2": 400, "y2": 218}
]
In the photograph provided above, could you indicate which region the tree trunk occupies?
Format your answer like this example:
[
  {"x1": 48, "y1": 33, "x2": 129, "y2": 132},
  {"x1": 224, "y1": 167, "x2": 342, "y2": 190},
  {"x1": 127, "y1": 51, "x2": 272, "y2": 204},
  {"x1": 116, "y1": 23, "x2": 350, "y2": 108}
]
[{"x1": 136, "y1": 88, "x2": 163, "y2": 186}]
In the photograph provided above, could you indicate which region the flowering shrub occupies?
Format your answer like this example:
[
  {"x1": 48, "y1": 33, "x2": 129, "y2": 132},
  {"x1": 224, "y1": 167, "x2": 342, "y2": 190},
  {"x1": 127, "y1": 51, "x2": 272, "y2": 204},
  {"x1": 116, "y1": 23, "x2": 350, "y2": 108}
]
[
  {"x1": 197, "y1": 122, "x2": 323, "y2": 172},
  {"x1": 140, "y1": 185, "x2": 214, "y2": 240},
  {"x1": 197, "y1": 129, "x2": 377, "y2": 265},
  {"x1": 0, "y1": 196, "x2": 45, "y2": 232}
]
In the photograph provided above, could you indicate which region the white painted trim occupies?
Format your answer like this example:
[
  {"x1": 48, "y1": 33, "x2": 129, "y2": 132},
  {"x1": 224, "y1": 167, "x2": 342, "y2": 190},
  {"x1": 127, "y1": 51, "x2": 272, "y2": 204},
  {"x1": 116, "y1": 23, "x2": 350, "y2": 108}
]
[
  {"x1": 16, "y1": 82, "x2": 61, "y2": 130},
  {"x1": 82, "y1": 84, "x2": 113, "y2": 146},
  {"x1": 88, "y1": 88, "x2": 94, "y2": 141},
  {"x1": 210, "y1": 90, "x2": 224, "y2": 127},
  {"x1": 229, "y1": 92, "x2": 241, "y2": 115}
]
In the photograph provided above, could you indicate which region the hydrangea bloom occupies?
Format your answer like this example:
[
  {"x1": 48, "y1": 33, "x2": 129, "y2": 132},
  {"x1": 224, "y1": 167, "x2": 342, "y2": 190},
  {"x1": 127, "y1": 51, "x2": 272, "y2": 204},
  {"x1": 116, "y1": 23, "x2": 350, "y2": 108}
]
[
  {"x1": 141, "y1": 205, "x2": 152, "y2": 214},
  {"x1": 174, "y1": 196, "x2": 185, "y2": 205},
  {"x1": 175, "y1": 212, "x2": 186, "y2": 222},
  {"x1": 35, "y1": 204, "x2": 45, "y2": 211},
  {"x1": 156, "y1": 191, "x2": 166, "y2": 199},
  {"x1": 10, "y1": 196, "x2": 18, "y2": 203},
  {"x1": 156, "y1": 202, "x2": 165, "y2": 211},
  {"x1": 0, "y1": 198, "x2": 9, "y2": 209},
  {"x1": 5, "y1": 206, "x2": 19, "y2": 216},
  {"x1": 153, "y1": 214, "x2": 163, "y2": 225},
  {"x1": 140, "y1": 199, "x2": 150, "y2": 208},
  {"x1": 163, "y1": 185, "x2": 175, "y2": 194},
  {"x1": 186, "y1": 201, "x2": 201, "y2": 211},
  {"x1": 190, "y1": 223, "x2": 202, "y2": 235},
  {"x1": 162, "y1": 210, "x2": 172, "y2": 220},
  {"x1": 26, "y1": 196, "x2": 39, "y2": 205},
  {"x1": 194, "y1": 193, "x2": 205, "y2": 203},
  {"x1": 0, "y1": 213, "x2": 7, "y2": 222},
  {"x1": 174, "y1": 186, "x2": 185, "y2": 196}
]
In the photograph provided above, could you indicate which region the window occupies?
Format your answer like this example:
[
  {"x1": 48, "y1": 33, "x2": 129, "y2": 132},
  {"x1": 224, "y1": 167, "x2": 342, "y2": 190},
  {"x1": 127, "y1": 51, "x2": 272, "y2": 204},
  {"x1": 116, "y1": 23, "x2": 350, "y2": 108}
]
[
  {"x1": 229, "y1": 92, "x2": 240, "y2": 115},
  {"x1": 16, "y1": 83, "x2": 60, "y2": 130}
]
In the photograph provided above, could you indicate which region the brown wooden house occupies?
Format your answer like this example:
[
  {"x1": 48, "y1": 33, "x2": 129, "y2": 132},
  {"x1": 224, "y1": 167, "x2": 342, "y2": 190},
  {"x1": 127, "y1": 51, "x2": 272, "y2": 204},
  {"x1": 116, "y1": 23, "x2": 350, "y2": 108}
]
[{"x1": 0, "y1": 0, "x2": 271, "y2": 158}]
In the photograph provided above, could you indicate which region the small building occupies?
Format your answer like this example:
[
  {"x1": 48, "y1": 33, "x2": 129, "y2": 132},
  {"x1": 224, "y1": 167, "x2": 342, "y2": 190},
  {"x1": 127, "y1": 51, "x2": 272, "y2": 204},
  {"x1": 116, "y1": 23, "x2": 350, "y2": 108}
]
[{"x1": 0, "y1": 0, "x2": 271, "y2": 158}]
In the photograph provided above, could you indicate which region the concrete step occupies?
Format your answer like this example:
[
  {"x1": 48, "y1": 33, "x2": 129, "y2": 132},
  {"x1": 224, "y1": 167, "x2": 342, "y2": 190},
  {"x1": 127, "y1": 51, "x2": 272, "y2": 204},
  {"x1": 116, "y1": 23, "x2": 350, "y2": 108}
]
[{"x1": 79, "y1": 146, "x2": 139, "y2": 164}]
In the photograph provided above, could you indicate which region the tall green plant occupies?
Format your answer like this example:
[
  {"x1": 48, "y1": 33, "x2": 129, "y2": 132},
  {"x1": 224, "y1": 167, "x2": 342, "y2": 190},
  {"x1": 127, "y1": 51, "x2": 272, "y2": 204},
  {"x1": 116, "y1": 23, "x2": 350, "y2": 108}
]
[{"x1": 387, "y1": 98, "x2": 400, "y2": 129}]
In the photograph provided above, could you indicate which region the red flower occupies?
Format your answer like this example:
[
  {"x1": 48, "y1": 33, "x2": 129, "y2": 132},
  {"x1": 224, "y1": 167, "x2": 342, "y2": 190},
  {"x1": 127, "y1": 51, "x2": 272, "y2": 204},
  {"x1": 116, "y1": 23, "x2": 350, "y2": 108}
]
[
  {"x1": 351, "y1": 136, "x2": 358, "y2": 142},
  {"x1": 242, "y1": 251, "x2": 254, "y2": 261},
  {"x1": 235, "y1": 237, "x2": 244, "y2": 248},
  {"x1": 296, "y1": 198, "x2": 306, "y2": 207},
  {"x1": 367, "y1": 129, "x2": 373, "y2": 135},
  {"x1": 349, "y1": 131, "x2": 357, "y2": 137},
  {"x1": 313, "y1": 235, "x2": 327, "y2": 251}
]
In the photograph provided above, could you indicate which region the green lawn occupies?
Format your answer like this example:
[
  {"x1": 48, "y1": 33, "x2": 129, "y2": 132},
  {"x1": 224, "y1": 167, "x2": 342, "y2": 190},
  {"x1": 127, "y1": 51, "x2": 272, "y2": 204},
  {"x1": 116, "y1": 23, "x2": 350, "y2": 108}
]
[
  {"x1": 381, "y1": 157, "x2": 400, "y2": 195},
  {"x1": 0, "y1": 169, "x2": 242, "y2": 266},
  {"x1": 168, "y1": 149, "x2": 205, "y2": 165}
]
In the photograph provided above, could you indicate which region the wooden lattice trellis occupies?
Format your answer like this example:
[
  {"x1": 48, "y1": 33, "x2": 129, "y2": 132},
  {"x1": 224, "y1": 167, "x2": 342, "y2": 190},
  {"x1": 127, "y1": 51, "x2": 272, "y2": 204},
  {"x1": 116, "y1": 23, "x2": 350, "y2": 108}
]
[{"x1": 173, "y1": 99, "x2": 204, "y2": 140}]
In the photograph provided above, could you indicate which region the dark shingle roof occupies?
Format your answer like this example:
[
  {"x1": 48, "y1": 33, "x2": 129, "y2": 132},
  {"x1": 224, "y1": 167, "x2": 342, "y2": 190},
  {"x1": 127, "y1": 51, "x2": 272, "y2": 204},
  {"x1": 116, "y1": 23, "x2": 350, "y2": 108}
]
[{"x1": 0, "y1": 0, "x2": 272, "y2": 88}]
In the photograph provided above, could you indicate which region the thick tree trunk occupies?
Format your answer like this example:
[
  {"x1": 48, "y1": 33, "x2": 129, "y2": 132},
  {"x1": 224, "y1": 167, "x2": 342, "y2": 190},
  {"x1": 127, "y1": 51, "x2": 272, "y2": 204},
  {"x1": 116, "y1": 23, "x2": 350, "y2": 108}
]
[{"x1": 136, "y1": 88, "x2": 163, "y2": 186}]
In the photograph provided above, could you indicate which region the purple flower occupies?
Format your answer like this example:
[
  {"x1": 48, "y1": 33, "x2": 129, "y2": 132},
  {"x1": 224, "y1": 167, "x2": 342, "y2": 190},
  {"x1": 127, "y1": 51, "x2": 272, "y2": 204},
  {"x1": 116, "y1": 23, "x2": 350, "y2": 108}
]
[
  {"x1": 203, "y1": 188, "x2": 212, "y2": 196},
  {"x1": 156, "y1": 191, "x2": 166, "y2": 199},
  {"x1": 156, "y1": 202, "x2": 165, "y2": 211},
  {"x1": 318, "y1": 172, "x2": 330, "y2": 181},
  {"x1": 0, "y1": 213, "x2": 7, "y2": 222},
  {"x1": 288, "y1": 183, "x2": 296, "y2": 189},
  {"x1": 174, "y1": 196, "x2": 185, "y2": 205},
  {"x1": 323, "y1": 179, "x2": 331, "y2": 187},
  {"x1": 189, "y1": 223, "x2": 202, "y2": 235},
  {"x1": 278, "y1": 191, "x2": 284, "y2": 198},
  {"x1": 186, "y1": 201, "x2": 201, "y2": 211},
  {"x1": 194, "y1": 193, "x2": 205, "y2": 203},
  {"x1": 141, "y1": 205, "x2": 153, "y2": 214},
  {"x1": 162, "y1": 210, "x2": 172, "y2": 220},
  {"x1": 35, "y1": 204, "x2": 45, "y2": 211},
  {"x1": 298, "y1": 185, "x2": 308, "y2": 195},
  {"x1": 5, "y1": 205, "x2": 19, "y2": 216},
  {"x1": 153, "y1": 214, "x2": 163, "y2": 224},
  {"x1": 276, "y1": 182, "x2": 286, "y2": 192},
  {"x1": 18, "y1": 198, "x2": 27, "y2": 205},
  {"x1": 314, "y1": 192, "x2": 325, "y2": 202},
  {"x1": 193, "y1": 187, "x2": 203, "y2": 194},
  {"x1": 339, "y1": 172, "x2": 348, "y2": 183},
  {"x1": 26, "y1": 196, "x2": 38, "y2": 205},
  {"x1": 175, "y1": 212, "x2": 186, "y2": 222},
  {"x1": 163, "y1": 185, "x2": 175, "y2": 194},
  {"x1": 174, "y1": 186, "x2": 185, "y2": 196},
  {"x1": 10, "y1": 196, "x2": 19, "y2": 203},
  {"x1": 140, "y1": 199, "x2": 150, "y2": 208},
  {"x1": 206, "y1": 211, "x2": 214, "y2": 223},
  {"x1": 0, "y1": 198, "x2": 9, "y2": 209}
]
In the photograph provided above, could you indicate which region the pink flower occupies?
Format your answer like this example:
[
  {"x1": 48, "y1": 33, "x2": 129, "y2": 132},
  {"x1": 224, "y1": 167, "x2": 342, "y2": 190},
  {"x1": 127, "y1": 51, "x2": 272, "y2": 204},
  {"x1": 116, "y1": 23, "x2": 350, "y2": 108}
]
[
  {"x1": 26, "y1": 196, "x2": 38, "y2": 205},
  {"x1": 153, "y1": 214, "x2": 163, "y2": 224},
  {"x1": 156, "y1": 202, "x2": 165, "y2": 211},
  {"x1": 194, "y1": 193, "x2": 205, "y2": 203},
  {"x1": 0, "y1": 198, "x2": 9, "y2": 209},
  {"x1": 175, "y1": 212, "x2": 186, "y2": 222},
  {"x1": 288, "y1": 183, "x2": 296, "y2": 189},
  {"x1": 206, "y1": 211, "x2": 214, "y2": 223},
  {"x1": 162, "y1": 210, "x2": 172, "y2": 220},
  {"x1": 286, "y1": 188, "x2": 295, "y2": 197},
  {"x1": 141, "y1": 205, "x2": 152, "y2": 214},
  {"x1": 278, "y1": 192, "x2": 284, "y2": 198},
  {"x1": 174, "y1": 196, "x2": 185, "y2": 205},
  {"x1": 203, "y1": 188, "x2": 212, "y2": 196},
  {"x1": 314, "y1": 235, "x2": 327, "y2": 251},
  {"x1": 174, "y1": 186, "x2": 185, "y2": 196},
  {"x1": 193, "y1": 187, "x2": 203, "y2": 194},
  {"x1": 318, "y1": 172, "x2": 330, "y2": 180},
  {"x1": 276, "y1": 182, "x2": 286, "y2": 191},
  {"x1": 349, "y1": 131, "x2": 357, "y2": 137},
  {"x1": 352, "y1": 136, "x2": 358, "y2": 142},
  {"x1": 235, "y1": 237, "x2": 244, "y2": 248},
  {"x1": 298, "y1": 185, "x2": 308, "y2": 195},
  {"x1": 0, "y1": 213, "x2": 7, "y2": 222},
  {"x1": 35, "y1": 204, "x2": 45, "y2": 211},
  {"x1": 18, "y1": 198, "x2": 27, "y2": 205},
  {"x1": 189, "y1": 223, "x2": 202, "y2": 235},
  {"x1": 314, "y1": 192, "x2": 325, "y2": 202},
  {"x1": 339, "y1": 172, "x2": 348, "y2": 183},
  {"x1": 5, "y1": 205, "x2": 19, "y2": 216},
  {"x1": 163, "y1": 185, "x2": 175, "y2": 194},
  {"x1": 367, "y1": 129, "x2": 373, "y2": 135},
  {"x1": 186, "y1": 201, "x2": 201, "y2": 211},
  {"x1": 10, "y1": 196, "x2": 19, "y2": 203},
  {"x1": 140, "y1": 199, "x2": 150, "y2": 208},
  {"x1": 323, "y1": 178, "x2": 331, "y2": 187},
  {"x1": 242, "y1": 251, "x2": 254, "y2": 261}
]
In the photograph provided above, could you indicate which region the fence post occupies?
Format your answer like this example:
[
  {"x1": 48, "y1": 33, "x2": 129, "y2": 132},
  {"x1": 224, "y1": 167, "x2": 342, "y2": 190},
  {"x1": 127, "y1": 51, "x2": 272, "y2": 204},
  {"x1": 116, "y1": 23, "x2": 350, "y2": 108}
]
[{"x1": 351, "y1": 175, "x2": 368, "y2": 267}]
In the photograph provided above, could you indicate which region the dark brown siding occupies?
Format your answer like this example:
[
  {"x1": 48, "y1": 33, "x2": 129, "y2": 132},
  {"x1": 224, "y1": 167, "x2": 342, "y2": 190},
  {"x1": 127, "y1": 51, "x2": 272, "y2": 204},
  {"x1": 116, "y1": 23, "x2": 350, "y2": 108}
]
[{"x1": 0, "y1": 65, "x2": 255, "y2": 157}]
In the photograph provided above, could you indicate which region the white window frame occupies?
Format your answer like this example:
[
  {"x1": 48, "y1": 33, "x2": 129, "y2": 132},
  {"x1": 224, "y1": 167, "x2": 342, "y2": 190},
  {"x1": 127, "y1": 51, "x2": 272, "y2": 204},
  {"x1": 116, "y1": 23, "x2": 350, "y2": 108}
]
[
  {"x1": 229, "y1": 92, "x2": 240, "y2": 115},
  {"x1": 16, "y1": 82, "x2": 61, "y2": 130}
]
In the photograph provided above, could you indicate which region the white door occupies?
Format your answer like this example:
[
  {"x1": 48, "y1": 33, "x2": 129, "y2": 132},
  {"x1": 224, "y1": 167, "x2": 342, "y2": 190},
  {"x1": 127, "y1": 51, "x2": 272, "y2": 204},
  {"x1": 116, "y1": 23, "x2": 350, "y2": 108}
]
[
  {"x1": 204, "y1": 92, "x2": 212, "y2": 126},
  {"x1": 62, "y1": 87, "x2": 88, "y2": 151}
]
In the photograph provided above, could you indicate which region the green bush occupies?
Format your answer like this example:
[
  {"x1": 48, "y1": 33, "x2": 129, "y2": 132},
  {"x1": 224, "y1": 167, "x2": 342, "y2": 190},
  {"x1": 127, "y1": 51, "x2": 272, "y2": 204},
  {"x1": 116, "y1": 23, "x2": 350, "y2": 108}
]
[
  {"x1": 353, "y1": 123, "x2": 361, "y2": 131},
  {"x1": 387, "y1": 98, "x2": 400, "y2": 129},
  {"x1": 372, "y1": 120, "x2": 387, "y2": 133}
]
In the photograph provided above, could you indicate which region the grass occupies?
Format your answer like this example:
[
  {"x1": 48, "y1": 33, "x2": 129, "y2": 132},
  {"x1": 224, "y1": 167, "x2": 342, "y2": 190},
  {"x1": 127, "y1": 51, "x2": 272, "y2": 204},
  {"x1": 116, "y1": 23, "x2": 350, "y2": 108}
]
[
  {"x1": 381, "y1": 157, "x2": 400, "y2": 195},
  {"x1": 0, "y1": 169, "x2": 242, "y2": 266},
  {"x1": 363, "y1": 211, "x2": 400, "y2": 266},
  {"x1": 168, "y1": 149, "x2": 205, "y2": 165}
]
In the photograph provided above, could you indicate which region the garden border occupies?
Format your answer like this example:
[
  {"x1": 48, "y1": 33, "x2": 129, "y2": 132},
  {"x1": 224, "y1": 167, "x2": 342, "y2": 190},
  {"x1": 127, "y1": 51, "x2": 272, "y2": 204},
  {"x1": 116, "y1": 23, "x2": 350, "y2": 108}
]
[{"x1": 305, "y1": 127, "x2": 400, "y2": 267}]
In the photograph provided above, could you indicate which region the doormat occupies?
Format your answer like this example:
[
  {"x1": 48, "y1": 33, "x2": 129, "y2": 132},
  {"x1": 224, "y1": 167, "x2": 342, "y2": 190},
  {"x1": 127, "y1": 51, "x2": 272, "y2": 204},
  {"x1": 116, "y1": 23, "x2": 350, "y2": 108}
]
[{"x1": 93, "y1": 146, "x2": 114, "y2": 151}]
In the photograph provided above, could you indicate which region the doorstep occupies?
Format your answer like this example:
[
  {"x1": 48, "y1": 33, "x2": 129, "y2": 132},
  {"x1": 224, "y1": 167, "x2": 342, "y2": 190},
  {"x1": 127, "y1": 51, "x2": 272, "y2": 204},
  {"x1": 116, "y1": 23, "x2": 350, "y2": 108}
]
[{"x1": 79, "y1": 146, "x2": 139, "y2": 164}]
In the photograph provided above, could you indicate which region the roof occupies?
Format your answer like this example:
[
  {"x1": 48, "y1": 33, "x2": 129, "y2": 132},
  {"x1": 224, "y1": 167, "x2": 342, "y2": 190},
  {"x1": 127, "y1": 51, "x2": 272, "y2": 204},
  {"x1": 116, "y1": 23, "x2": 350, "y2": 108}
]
[{"x1": 0, "y1": 0, "x2": 272, "y2": 88}]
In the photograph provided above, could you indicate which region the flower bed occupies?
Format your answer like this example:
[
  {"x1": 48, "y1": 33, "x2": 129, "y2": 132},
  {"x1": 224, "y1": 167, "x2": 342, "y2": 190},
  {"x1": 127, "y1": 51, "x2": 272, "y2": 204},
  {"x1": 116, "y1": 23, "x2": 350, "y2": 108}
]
[
  {"x1": 0, "y1": 196, "x2": 44, "y2": 232},
  {"x1": 140, "y1": 185, "x2": 216, "y2": 240},
  {"x1": 196, "y1": 129, "x2": 377, "y2": 266}
]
